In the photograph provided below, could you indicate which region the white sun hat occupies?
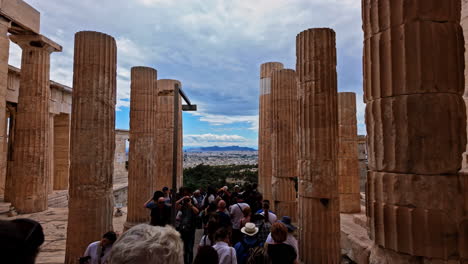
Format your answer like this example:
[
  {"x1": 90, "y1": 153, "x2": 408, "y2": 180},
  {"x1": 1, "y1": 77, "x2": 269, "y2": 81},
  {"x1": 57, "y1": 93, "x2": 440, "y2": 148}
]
[{"x1": 241, "y1": 222, "x2": 259, "y2": 236}]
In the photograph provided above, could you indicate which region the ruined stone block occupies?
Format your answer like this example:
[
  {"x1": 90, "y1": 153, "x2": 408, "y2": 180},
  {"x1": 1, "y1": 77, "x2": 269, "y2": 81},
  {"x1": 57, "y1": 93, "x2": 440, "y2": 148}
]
[{"x1": 366, "y1": 94, "x2": 466, "y2": 175}]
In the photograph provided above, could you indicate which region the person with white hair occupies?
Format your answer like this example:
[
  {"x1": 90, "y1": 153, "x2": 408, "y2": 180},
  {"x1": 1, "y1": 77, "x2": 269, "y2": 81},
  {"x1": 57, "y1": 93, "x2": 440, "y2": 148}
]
[{"x1": 108, "y1": 224, "x2": 183, "y2": 264}]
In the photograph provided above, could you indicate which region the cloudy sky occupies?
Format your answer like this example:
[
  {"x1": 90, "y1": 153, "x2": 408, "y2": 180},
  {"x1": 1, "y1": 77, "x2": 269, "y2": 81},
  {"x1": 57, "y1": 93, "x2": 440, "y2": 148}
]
[{"x1": 10, "y1": 0, "x2": 365, "y2": 148}]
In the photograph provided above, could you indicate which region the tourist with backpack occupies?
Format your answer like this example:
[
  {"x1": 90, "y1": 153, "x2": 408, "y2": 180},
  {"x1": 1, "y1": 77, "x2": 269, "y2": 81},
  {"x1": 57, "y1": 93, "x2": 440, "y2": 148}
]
[
  {"x1": 265, "y1": 222, "x2": 297, "y2": 264},
  {"x1": 234, "y1": 223, "x2": 263, "y2": 264}
]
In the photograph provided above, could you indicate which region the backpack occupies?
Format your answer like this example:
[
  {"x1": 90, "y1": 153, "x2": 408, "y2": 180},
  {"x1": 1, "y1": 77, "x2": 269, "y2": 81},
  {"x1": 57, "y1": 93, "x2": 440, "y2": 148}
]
[
  {"x1": 238, "y1": 239, "x2": 261, "y2": 264},
  {"x1": 247, "y1": 243, "x2": 271, "y2": 264}
]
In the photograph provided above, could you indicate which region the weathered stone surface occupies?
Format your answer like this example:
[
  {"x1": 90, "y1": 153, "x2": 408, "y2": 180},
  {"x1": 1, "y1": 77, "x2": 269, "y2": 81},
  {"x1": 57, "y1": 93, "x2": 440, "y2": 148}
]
[
  {"x1": 363, "y1": 1, "x2": 467, "y2": 260},
  {"x1": 8, "y1": 34, "x2": 61, "y2": 213},
  {"x1": 0, "y1": 17, "x2": 9, "y2": 197},
  {"x1": 367, "y1": 171, "x2": 463, "y2": 259},
  {"x1": 338, "y1": 93, "x2": 360, "y2": 213},
  {"x1": 259, "y1": 62, "x2": 284, "y2": 205},
  {"x1": 154, "y1": 79, "x2": 183, "y2": 191},
  {"x1": 65, "y1": 31, "x2": 116, "y2": 264},
  {"x1": 366, "y1": 94, "x2": 466, "y2": 175},
  {"x1": 296, "y1": 28, "x2": 340, "y2": 264},
  {"x1": 124, "y1": 67, "x2": 157, "y2": 229},
  {"x1": 271, "y1": 69, "x2": 297, "y2": 220},
  {"x1": 298, "y1": 196, "x2": 340, "y2": 263},
  {"x1": 0, "y1": 0, "x2": 40, "y2": 34},
  {"x1": 341, "y1": 212, "x2": 372, "y2": 264},
  {"x1": 363, "y1": 21, "x2": 464, "y2": 102},
  {"x1": 357, "y1": 135, "x2": 367, "y2": 192},
  {"x1": 362, "y1": 0, "x2": 461, "y2": 40},
  {"x1": 53, "y1": 114, "x2": 70, "y2": 191}
]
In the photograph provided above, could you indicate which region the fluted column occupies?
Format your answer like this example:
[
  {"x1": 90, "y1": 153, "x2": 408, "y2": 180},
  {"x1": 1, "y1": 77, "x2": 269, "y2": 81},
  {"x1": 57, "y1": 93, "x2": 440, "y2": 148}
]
[
  {"x1": 363, "y1": 0, "x2": 467, "y2": 260},
  {"x1": 154, "y1": 79, "x2": 182, "y2": 191},
  {"x1": 296, "y1": 28, "x2": 340, "y2": 264},
  {"x1": 0, "y1": 18, "x2": 9, "y2": 197},
  {"x1": 337, "y1": 92, "x2": 360, "y2": 213},
  {"x1": 124, "y1": 67, "x2": 157, "y2": 229},
  {"x1": 65, "y1": 31, "x2": 117, "y2": 264},
  {"x1": 271, "y1": 69, "x2": 298, "y2": 221},
  {"x1": 259, "y1": 62, "x2": 283, "y2": 204},
  {"x1": 9, "y1": 34, "x2": 61, "y2": 213},
  {"x1": 462, "y1": 0, "x2": 468, "y2": 260}
]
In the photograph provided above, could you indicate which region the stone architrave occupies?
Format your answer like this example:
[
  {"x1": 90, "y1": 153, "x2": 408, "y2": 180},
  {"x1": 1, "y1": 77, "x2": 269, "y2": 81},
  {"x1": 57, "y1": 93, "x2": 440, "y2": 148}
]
[
  {"x1": 271, "y1": 69, "x2": 298, "y2": 221},
  {"x1": 337, "y1": 92, "x2": 360, "y2": 213},
  {"x1": 9, "y1": 34, "x2": 61, "y2": 213},
  {"x1": 296, "y1": 28, "x2": 340, "y2": 264},
  {"x1": 65, "y1": 31, "x2": 117, "y2": 264},
  {"x1": 363, "y1": 0, "x2": 467, "y2": 260},
  {"x1": 124, "y1": 67, "x2": 157, "y2": 230},
  {"x1": 154, "y1": 79, "x2": 183, "y2": 192},
  {"x1": 0, "y1": 17, "x2": 9, "y2": 197},
  {"x1": 259, "y1": 62, "x2": 283, "y2": 204}
]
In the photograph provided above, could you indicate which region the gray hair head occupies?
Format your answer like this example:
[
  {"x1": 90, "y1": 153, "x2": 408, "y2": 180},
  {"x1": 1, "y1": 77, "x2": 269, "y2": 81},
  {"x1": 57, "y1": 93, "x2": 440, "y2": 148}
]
[{"x1": 108, "y1": 224, "x2": 183, "y2": 264}]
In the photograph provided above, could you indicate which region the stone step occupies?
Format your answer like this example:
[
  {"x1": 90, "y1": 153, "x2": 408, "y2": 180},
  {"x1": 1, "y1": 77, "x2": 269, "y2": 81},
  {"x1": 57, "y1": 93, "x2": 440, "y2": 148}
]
[{"x1": 48, "y1": 191, "x2": 69, "y2": 208}]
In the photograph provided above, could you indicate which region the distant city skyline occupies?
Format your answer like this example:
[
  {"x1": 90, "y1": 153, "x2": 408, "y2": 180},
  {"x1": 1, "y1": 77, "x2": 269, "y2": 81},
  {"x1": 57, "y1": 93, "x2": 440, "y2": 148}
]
[{"x1": 9, "y1": 0, "x2": 364, "y2": 148}]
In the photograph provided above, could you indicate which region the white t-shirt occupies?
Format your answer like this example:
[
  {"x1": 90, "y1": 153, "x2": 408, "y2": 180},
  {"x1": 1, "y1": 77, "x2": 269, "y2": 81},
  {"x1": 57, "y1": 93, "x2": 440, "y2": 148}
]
[
  {"x1": 260, "y1": 211, "x2": 277, "y2": 224},
  {"x1": 213, "y1": 241, "x2": 237, "y2": 264},
  {"x1": 83, "y1": 241, "x2": 112, "y2": 264},
  {"x1": 229, "y1": 202, "x2": 249, "y2": 229}
]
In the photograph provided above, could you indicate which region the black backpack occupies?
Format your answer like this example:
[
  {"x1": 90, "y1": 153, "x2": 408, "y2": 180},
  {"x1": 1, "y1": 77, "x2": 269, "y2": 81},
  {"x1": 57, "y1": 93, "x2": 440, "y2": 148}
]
[{"x1": 247, "y1": 243, "x2": 271, "y2": 264}]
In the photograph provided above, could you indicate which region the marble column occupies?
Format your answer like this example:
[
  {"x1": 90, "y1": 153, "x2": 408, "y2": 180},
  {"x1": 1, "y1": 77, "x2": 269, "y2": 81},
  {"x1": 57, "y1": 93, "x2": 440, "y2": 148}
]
[
  {"x1": 337, "y1": 92, "x2": 360, "y2": 213},
  {"x1": 65, "y1": 31, "x2": 117, "y2": 264},
  {"x1": 154, "y1": 79, "x2": 182, "y2": 192},
  {"x1": 296, "y1": 28, "x2": 340, "y2": 264},
  {"x1": 363, "y1": 0, "x2": 466, "y2": 260},
  {"x1": 0, "y1": 17, "x2": 10, "y2": 197},
  {"x1": 259, "y1": 62, "x2": 283, "y2": 204},
  {"x1": 124, "y1": 66, "x2": 157, "y2": 229},
  {"x1": 9, "y1": 34, "x2": 61, "y2": 213},
  {"x1": 271, "y1": 69, "x2": 298, "y2": 221}
]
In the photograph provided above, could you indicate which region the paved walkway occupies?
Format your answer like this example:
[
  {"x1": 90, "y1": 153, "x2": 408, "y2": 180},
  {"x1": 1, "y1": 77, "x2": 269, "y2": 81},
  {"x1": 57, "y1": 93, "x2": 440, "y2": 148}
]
[{"x1": 0, "y1": 204, "x2": 206, "y2": 264}]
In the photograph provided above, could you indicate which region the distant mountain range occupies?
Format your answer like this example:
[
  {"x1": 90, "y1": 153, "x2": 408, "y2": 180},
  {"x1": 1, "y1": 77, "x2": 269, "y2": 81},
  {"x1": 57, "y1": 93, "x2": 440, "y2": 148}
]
[{"x1": 184, "y1": 146, "x2": 257, "y2": 152}]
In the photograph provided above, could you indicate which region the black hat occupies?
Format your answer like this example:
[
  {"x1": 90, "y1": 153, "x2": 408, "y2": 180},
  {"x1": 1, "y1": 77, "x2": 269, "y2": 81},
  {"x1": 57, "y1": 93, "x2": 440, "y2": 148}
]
[{"x1": 279, "y1": 216, "x2": 297, "y2": 232}]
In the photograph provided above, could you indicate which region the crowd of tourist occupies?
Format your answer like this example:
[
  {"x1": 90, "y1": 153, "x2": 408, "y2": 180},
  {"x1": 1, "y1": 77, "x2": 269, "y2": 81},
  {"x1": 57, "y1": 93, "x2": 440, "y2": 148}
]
[
  {"x1": 0, "y1": 184, "x2": 299, "y2": 264},
  {"x1": 140, "y1": 183, "x2": 299, "y2": 264}
]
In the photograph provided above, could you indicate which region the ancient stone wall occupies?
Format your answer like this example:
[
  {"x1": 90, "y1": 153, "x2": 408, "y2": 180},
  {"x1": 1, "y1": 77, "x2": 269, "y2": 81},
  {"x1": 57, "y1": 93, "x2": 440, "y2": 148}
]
[
  {"x1": 271, "y1": 69, "x2": 297, "y2": 221},
  {"x1": 65, "y1": 31, "x2": 117, "y2": 264},
  {"x1": 357, "y1": 135, "x2": 367, "y2": 192},
  {"x1": 296, "y1": 28, "x2": 340, "y2": 264},
  {"x1": 338, "y1": 92, "x2": 360, "y2": 213},
  {"x1": 363, "y1": 0, "x2": 467, "y2": 260},
  {"x1": 53, "y1": 114, "x2": 70, "y2": 190},
  {"x1": 259, "y1": 62, "x2": 283, "y2": 204}
]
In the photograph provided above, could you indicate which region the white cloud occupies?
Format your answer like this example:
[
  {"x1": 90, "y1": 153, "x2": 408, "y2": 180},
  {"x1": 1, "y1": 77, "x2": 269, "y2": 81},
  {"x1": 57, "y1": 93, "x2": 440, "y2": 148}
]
[
  {"x1": 16, "y1": 0, "x2": 365, "y2": 139},
  {"x1": 190, "y1": 111, "x2": 258, "y2": 131}
]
